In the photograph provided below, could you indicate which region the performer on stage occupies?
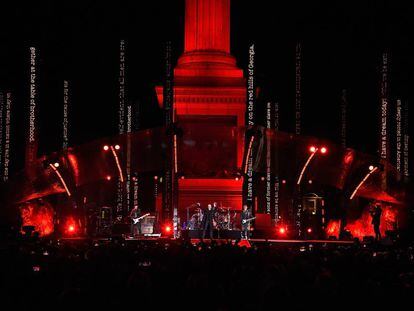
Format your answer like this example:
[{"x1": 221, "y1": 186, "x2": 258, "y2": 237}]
[
  {"x1": 370, "y1": 202, "x2": 382, "y2": 241},
  {"x1": 202, "y1": 204, "x2": 215, "y2": 240},
  {"x1": 130, "y1": 206, "x2": 142, "y2": 237},
  {"x1": 241, "y1": 204, "x2": 252, "y2": 240}
]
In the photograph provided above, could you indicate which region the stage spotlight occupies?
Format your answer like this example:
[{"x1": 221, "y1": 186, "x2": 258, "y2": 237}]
[
  {"x1": 235, "y1": 177, "x2": 239, "y2": 181},
  {"x1": 308, "y1": 179, "x2": 313, "y2": 184},
  {"x1": 307, "y1": 228, "x2": 312, "y2": 233},
  {"x1": 68, "y1": 225, "x2": 75, "y2": 233},
  {"x1": 369, "y1": 165, "x2": 375, "y2": 171},
  {"x1": 278, "y1": 227, "x2": 287, "y2": 235},
  {"x1": 309, "y1": 146, "x2": 317, "y2": 153},
  {"x1": 320, "y1": 147, "x2": 327, "y2": 154},
  {"x1": 282, "y1": 179, "x2": 287, "y2": 184},
  {"x1": 154, "y1": 175, "x2": 158, "y2": 180},
  {"x1": 163, "y1": 225, "x2": 172, "y2": 236},
  {"x1": 114, "y1": 144, "x2": 120, "y2": 150},
  {"x1": 53, "y1": 162, "x2": 60, "y2": 168},
  {"x1": 103, "y1": 145, "x2": 109, "y2": 151},
  {"x1": 106, "y1": 175, "x2": 112, "y2": 181}
]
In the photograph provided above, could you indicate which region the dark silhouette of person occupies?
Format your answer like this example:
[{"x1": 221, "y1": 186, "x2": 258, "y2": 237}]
[
  {"x1": 370, "y1": 203, "x2": 382, "y2": 241},
  {"x1": 130, "y1": 206, "x2": 142, "y2": 237},
  {"x1": 201, "y1": 204, "x2": 214, "y2": 240},
  {"x1": 241, "y1": 204, "x2": 252, "y2": 239}
]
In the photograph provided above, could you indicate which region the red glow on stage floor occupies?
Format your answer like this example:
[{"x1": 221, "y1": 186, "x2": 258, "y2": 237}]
[{"x1": 64, "y1": 217, "x2": 78, "y2": 235}]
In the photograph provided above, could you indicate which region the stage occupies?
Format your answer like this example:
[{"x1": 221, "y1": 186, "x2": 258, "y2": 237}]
[{"x1": 60, "y1": 236, "x2": 356, "y2": 247}]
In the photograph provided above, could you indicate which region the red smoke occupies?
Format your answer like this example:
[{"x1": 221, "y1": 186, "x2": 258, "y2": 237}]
[
  {"x1": 20, "y1": 202, "x2": 54, "y2": 236},
  {"x1": 326, "y1": 205, "x2": 398, "y2": 239},
  {"x1": 326, "y1": 220, "x2": 341, "y2": 238}
]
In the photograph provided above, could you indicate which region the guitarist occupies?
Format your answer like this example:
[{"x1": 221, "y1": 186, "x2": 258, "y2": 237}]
[
  {"x1": 241, "y1": 204, "x2": 252, "y2": 239},
  {"x1": 130, "y1": 206, "x2": 142, "y2": 237}
]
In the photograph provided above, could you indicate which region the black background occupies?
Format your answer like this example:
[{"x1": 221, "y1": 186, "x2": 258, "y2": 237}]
[{"x1": 0, "y1": 0, "x2": 412, "y2": 174}]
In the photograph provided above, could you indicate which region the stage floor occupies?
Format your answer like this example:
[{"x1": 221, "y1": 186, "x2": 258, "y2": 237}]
[{"x1": 61, "y1": 236, "x2": 355, "y2": 246}]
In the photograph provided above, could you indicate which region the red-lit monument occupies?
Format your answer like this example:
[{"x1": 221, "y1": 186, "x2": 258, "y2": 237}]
[{"x1": 156, "y1": 0, "x2": 246, "y2": 211}]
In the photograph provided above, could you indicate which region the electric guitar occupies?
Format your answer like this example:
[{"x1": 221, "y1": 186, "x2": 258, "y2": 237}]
[
  {"x1": 242, "y1": 217, "x2": 256, "y2": 224},
  {"x1": 132, "y1": 213, "x2": 150, "y2": 225}
]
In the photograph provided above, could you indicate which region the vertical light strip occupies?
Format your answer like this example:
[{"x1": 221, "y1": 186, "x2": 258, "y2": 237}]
[
  {"x1": 265, "y1": 102, "x2": 272, "y2": 214},
  {"x1": 63, "y1": 80, "x2": 69, "y2": 150},
  {"x1": 295, "y1": 42, "x2": 302, "y2": 135},
  {"x1": 396, "y1": 99, "x2": 402, "y2": 173},
  {"x1": 380, "y1": 52, "x2": 389, "y2": 191},
  {"x1": 341, "y1": 89, "x2": 347, "y2": 148},
  {"x1": 273, "y1": 102, "x2": 280, "y2": 224},
  {"x1": 403, "y1": 101, "x2": 409, "y2": 179},
  {"x1": 126, "y1": 105, "x2": 132, "y2": 212},
  {"x1": 245, "y1": 43, "x2": 256, "y2": 208},
  {"x1": 3, "y1": 93, "x2": 12, "y2": 181},
  {"x1": 27, "y1": 47, "x2": 38, "y2": 169},
  {"x1": 0, "y1": 91, "x2": 4, "y2": 176}
]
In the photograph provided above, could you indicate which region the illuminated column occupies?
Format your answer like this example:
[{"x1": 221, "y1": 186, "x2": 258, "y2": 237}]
[
  {"x1": 26, "y1": 47, "x2": 38, "y2": 172},
  {"x1": 184, "y1": 0, "x2": 230, "y2": 54}
]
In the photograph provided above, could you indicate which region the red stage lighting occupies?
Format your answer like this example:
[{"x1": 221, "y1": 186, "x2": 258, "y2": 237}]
[
  {"x1": 163, "y1": 225, "x2": 172, "y2": 235},
  {"x1": 369, "y1": 165, "x2": 375, "y2": 171},
  {"x1": 106, "y1": 175, "x2": 112, "y2": 181},
  {"x1": 307, "y1": 228, "x2": 312, "y2": 233},
  {"x1": 53, "y1": 162, "x2": 60, "y2": 168},
  {"x1": 114, "y1": 144, "x2": 120, "y2": 150},
  {"x1": 103, "y1": 145, "x2": 109, "y2": 151},
  {"x1": 320, "y1": 147, "x2": 328, "y2": 154},
  {"x1": 309, "y1": 146, "x2": 317, "y2": 153},
  {"x1": 65, "y1": 218, "x2": 77, "y2": 235},
  {"x1": 278, "y1": 227, "x2": 287, "y2": 235}
]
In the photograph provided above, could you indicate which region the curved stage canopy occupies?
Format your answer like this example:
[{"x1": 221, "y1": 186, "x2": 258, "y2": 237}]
[{"x1": 1, "y1": 126, "x2": 407, "y2": 207}]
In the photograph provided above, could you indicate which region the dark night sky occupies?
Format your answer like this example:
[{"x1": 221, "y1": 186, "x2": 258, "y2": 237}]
[{"x1": 0, "y1": 0, "x2": 413, "y2": 174}]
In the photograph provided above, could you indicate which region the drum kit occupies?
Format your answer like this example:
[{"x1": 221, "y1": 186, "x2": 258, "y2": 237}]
[{"x1": 186, "y1": 203, "x2": 237, "y2": 230}]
